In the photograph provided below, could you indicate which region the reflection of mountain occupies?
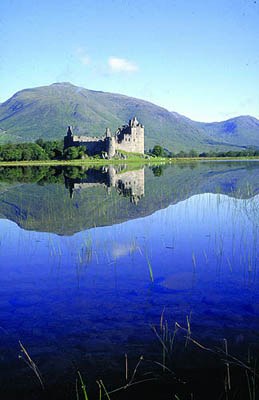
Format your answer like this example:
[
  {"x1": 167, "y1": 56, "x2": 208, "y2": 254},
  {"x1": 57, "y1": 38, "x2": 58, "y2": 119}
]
[{"x1": 0, "y1": 162, "x2": 258, "y2": 235}]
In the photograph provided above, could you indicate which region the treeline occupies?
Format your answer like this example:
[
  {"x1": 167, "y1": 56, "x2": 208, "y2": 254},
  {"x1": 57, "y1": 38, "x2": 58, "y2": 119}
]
[
  {"x1": 174, "y1": 149, "x2": 259, "y2": 158},
  {"x1": 150, "y1": 145, "x2": 259, "y2": 158},
  {"x1": 0, "y1": 140, "x2": 259, "y2": 162},
  {"x1": 0, "y1": 143, "x2": 49, "y2": 161},
  {"x1": 0, "y1": 140, "x2": 88, "y2": 161}
]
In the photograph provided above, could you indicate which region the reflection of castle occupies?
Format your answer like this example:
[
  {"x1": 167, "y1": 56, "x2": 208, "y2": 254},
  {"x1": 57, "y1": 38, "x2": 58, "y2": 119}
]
[
  {"x1": 65, "y1": 166, "x2": 145, "y2": 204},
  {"x1": 64, "y1": 117, "x2": 144, "y2": 158}
]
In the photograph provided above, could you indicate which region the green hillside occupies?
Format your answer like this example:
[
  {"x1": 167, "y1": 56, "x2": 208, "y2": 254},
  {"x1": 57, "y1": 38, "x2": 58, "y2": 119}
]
[
  {"x1": 0, "y1": 82, "x2": 258, "y2": 152},
  {"x1": 197, "y1": 116, "x2": 259, "y2": 147}
]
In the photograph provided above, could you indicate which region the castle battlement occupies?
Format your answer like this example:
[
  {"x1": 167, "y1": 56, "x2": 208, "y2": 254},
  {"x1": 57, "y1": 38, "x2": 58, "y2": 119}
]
[{"x1": 64, "y1": 118, "x2": 144, "y2": 158}]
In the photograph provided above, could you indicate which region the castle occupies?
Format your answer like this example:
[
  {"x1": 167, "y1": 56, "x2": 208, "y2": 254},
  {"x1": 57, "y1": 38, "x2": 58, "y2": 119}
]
[{"x1": 64, "y1": 117, "x2": 144, "y2": 158}]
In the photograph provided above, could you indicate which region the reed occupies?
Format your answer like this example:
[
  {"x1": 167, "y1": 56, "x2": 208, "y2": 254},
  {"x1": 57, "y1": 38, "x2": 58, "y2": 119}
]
[
  {"x1": 18, "y1": 341, "x2": 44, "y2": 390},
  {"x1": 76, "y1": 371, "x2": 89, "y2": 400},
  {"x1": 145, "y1": 248, "x2": 154, "y2": 283}
]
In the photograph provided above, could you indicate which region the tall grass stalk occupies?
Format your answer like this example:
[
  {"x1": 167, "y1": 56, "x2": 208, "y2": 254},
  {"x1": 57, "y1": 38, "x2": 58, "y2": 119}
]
[
  {"x1": 77, "y1": 371, "x2": 89, "y2": 400},
  {"x1": 144, "y1": 248, "x2": 154, "y2": 283},
  {"x1": 18, "y1": 341, "x2": 44, "y2": 390}
]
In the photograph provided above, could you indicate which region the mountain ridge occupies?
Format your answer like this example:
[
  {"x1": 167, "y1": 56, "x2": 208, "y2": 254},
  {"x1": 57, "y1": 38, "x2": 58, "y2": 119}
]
[{"x1": 0, "y1": 82, "x2": 258, "y2": 152}]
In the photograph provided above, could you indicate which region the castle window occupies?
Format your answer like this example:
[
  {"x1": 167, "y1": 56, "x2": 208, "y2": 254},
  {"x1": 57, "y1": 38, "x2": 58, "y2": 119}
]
[{"x1": 128, "y1": 138, "x2": 130, "y2": 142}]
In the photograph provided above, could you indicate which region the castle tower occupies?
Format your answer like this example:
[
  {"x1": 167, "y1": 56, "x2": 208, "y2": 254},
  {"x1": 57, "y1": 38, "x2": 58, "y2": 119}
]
[
  {"x1": 67, "y1": 126, "x2": 73, "y2": 137},
  {"x1": 107, "y1": 137, "x2": 116, "y2": 158},
  {"x1": 105, "y1": 127, "x2": 111, "y2": 138},
  {"x1": 64, "y1": 126, "x2": 74, "y2": 149},
  {"x1": 128, "y1": 117, "x2": 144, "y2": 154}
]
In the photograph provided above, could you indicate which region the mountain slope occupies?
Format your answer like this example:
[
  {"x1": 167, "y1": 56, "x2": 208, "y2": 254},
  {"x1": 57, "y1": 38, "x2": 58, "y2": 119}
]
[
  {"x1": 197, "y1": 116, "x2": 259, "y2": 147},
  {"x1": 171, "y1": 112, "x2": 259, "y2": 148},
  {"x1": 0, "y1": 82, "x2": 258, "y2": 151}
]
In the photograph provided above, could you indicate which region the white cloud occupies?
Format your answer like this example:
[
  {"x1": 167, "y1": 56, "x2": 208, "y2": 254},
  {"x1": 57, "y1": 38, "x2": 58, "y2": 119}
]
[
  {"x1": 108, "y1": 57, "x2": 139, "y2": 73},
  {"x1": 76, "y1": 48, "x2": 90, "y2": 66}
]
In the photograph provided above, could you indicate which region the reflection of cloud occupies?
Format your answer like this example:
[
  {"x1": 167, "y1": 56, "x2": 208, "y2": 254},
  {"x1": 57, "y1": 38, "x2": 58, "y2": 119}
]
[
  {"x1": 112, "y1": 242, "x2": 134, "y2": 258},
  {"x1": 108, "y1": 57, "x2": 139, "y2": 73},
  {"x1": 160, "y1": 272, "x2": 194, "y2": 290},
  {"x1": 76, "y1": 48, "x2": 90, "y2": 65}
]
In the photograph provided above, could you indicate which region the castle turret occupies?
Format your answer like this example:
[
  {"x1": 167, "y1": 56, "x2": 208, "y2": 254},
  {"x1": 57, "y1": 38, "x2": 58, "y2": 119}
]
[
  {"x1": 133, "y1": 116, "x2": 138, "y2": 126},
  {"x1": 105, "y1": 127, "x2": 111, "y2": 138},
  {"x1": 64, "y1": 126, "x2": 74, "y2": 149},
  {"x1": 67, "y1": 126, "x2": 73, "y2": 137}
]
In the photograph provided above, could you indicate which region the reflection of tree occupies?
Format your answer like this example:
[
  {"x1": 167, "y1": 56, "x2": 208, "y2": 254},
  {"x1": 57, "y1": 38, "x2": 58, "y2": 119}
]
[
  {"x1": 0, "y1": 166, "x2": 90, "y2": 184},
  {"x1": 64, "y1": 167, "x2": 87, "y2": 179},
  {"x1": 152, "y1": 165, "x2": 165, "y2": 177},
  {"x1": 0, "y1": 166, "x2": 64, "y2": 184}
]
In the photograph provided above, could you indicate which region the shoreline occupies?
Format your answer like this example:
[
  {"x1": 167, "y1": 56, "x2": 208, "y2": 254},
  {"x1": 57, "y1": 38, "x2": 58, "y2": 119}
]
[{"x1": 0, "y1": 156, "x2": 258, "y2": 167}]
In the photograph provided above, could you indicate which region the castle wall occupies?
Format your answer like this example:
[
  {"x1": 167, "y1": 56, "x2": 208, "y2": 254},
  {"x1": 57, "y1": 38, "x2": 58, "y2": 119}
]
[
  {"x1": 64, "y1": 134, "x2": 108, "y2": 156},
  {"x1": 114, "y1": 130, "x2": 144, "y2": 153}
]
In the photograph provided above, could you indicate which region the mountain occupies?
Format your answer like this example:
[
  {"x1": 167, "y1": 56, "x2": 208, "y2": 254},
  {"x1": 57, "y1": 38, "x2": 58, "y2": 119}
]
[
  {"x1": 195, "y1": 116, "x2": 259, "y2": 147},
  {"x1": 170, "y1": 112, "x2": 259, "y2": 148},
  {"x1": 0, "y1": 82, "x2": 258, "y2": 152}
]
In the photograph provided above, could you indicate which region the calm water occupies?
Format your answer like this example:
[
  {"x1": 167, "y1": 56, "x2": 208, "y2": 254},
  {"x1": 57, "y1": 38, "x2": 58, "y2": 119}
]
[{"x1": 0, "y1": 162, "x2": 258, "y2": 399}]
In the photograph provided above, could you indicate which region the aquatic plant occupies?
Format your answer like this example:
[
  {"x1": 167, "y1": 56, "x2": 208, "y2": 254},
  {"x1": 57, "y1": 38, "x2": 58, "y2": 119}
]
[{"x1": 18, "y1": 341, "x2": 44, "y2": 390}]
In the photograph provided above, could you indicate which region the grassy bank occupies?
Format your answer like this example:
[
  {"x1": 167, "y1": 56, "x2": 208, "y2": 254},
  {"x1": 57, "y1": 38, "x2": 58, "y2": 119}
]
[{"x1": 0, "y1": 156, "x2": 258, "y2": 167}]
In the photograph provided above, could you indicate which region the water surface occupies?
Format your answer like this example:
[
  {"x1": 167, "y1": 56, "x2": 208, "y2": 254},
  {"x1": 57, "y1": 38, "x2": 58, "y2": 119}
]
[{"x1": 0, "y1": 162, "x2": 258, "y2": 399}]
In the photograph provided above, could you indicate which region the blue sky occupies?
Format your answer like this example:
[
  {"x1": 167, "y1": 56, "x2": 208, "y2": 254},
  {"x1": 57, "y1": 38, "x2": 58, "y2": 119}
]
[{"x1": 0, "y1": 0, "x2": 258, "y2": 121}]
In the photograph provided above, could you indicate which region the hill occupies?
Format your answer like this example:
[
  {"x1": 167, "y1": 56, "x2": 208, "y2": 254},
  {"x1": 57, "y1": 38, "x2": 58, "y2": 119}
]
[{"x1": 0, "y1": 82, "x2": 258, "y2": 152}]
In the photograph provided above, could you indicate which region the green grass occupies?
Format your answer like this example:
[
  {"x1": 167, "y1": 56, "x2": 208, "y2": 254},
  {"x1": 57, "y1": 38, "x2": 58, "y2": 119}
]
[{"x1": 0, "y1": 155, "x2": 258, "y2": 167}]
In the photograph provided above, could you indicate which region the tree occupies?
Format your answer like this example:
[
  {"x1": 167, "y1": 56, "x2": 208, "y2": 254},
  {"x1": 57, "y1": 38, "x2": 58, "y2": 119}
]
[
  {"x1": 176, "y1": 150, "x2": 188, "y2": 158},
  {"x1": 188, "y1": 149, "x2": 198, "y2": 158},
  {"x1": 63, "y1": 146, "x2": 87, "y2": 160},
  {"x1": 63, "y1": 146, "x2": 80, "y2": 160},
  {"x1": 35, "y1": 139, "x2": 44, "y2": 148},
  {"x1": 36, "y1": 139, "x2": 63, "y2": 159},
  {"x1": 152, "y1": 145, "x2": 164, "y2": 157}
]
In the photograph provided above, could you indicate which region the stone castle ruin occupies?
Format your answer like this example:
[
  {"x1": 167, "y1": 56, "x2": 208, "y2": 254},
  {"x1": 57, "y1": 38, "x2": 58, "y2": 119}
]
[
  {"x1": 65, "y1": 166, "x2": 145, "y2": 205},
  {"x1": 64, "y1": 117, "x2": 144, "y2": 158}
]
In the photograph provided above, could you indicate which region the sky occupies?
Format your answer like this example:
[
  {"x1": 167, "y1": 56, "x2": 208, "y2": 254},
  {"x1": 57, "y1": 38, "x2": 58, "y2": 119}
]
[{"x1": 0, "y1": 0, "x2": 258, "y2": 122}]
